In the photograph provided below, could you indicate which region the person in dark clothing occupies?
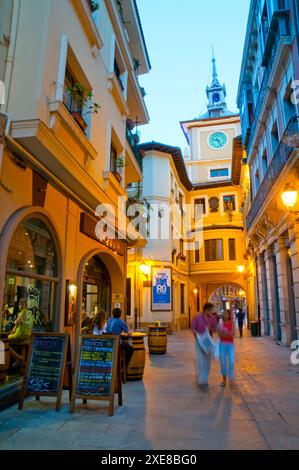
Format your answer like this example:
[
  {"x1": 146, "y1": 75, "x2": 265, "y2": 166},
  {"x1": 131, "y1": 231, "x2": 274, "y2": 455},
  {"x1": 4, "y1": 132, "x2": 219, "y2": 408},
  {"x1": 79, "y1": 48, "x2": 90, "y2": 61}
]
[
  {"x1": 236, "y1": 309, "x2": 246, "y2": 337},
  {"x1": 106, "y1": 308, "x2": 134, "y2": 366}
]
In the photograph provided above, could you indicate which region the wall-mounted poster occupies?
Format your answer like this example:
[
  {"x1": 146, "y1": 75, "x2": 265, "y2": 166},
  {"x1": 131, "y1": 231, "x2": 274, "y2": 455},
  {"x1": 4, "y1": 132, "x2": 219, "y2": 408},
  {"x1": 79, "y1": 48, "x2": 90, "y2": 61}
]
[{"x1": 151, "y1": 267, "x2": 172, "y2": 311}]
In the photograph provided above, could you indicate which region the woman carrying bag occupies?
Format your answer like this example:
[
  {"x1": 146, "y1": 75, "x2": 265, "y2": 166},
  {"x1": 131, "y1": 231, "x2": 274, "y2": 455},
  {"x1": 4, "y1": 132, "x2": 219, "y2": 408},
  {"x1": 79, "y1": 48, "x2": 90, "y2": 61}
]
[
  {"x1": 217, "y1": 309, "x2": 236, "y2": 388},
  {"x1": 192, "y1": 303, "x2": 217, "y2": 390}
]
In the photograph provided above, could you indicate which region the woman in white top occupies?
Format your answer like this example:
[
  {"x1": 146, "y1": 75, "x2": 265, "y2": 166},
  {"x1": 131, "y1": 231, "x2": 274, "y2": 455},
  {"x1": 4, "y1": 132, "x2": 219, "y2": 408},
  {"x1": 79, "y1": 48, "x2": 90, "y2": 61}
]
[{"x1": 92, "y1": 311, "x2": 107, "y2": 335}]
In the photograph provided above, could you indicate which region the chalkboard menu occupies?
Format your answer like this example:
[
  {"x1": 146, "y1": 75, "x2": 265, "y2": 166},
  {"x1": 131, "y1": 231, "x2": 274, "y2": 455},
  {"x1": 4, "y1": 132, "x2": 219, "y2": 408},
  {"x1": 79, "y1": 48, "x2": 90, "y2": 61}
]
[
  {"x1": 27, "y1": 336, "x2": 64, "y2": 393},
  {"x1": 19, "y1": 333, "x2": 71, "y2": 412},
  {"x1": 70, "y1": 335, "x2": 122, "y2": 416}
]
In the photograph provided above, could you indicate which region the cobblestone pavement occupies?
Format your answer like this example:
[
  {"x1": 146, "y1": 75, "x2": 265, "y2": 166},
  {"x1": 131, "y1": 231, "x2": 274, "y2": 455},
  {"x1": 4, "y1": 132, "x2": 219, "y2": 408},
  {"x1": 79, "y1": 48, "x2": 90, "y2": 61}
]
[{"x1": 0, "y1": 330, "x2": 299, "y2": 450}]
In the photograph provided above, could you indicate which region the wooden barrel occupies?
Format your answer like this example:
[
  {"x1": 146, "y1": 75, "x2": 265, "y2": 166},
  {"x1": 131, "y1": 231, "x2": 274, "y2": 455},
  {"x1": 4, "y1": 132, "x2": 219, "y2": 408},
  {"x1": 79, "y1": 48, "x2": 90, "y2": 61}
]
[
  {"x1": 122, "y1": 333, "x2": 146, "y2": 381},
  {"x1": 148, "y1": 327, "x2": 167, "y2": 354},
  {"x1": 0, "y1": 338, "x2": 11, "y2": 384}
]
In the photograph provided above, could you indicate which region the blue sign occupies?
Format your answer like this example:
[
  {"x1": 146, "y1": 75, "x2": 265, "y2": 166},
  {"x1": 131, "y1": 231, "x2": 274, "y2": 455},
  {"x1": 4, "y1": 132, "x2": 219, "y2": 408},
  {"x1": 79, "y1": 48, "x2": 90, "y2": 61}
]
[{"x1": 152, "y1": 268, "x2": 172, "y2": 311}]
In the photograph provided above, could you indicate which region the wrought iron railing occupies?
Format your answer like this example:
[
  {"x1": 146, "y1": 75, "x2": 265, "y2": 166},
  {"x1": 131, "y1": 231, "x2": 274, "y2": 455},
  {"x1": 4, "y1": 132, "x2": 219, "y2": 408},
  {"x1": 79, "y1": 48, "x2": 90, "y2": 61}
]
[
  {"x1": 246, "y1": 115, "x2": 299, "y2": 232},
  {"x1": 126, "y1": 124, "x2": 143, "y2": 171}
]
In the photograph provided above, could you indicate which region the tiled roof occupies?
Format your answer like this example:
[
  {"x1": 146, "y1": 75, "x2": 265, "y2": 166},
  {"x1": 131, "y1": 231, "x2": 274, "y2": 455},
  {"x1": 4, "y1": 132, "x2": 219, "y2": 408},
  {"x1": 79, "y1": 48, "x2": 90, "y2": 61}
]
[{"x1": 139, "y1": 142, "x2": 193, "y2": 191}]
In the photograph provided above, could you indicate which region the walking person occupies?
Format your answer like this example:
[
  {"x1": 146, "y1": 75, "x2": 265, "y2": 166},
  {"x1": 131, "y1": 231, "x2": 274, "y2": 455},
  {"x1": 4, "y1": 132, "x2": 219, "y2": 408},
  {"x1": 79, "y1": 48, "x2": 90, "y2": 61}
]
[
  {"x1": 192, "y1": 303, "x2": 217, "y2": 390},
  {"x1": 217, "y1": 309, "x2": 235, "y2": 388},
  {"x1": 236, "y1": 308, "x2": 246, "y2": 337}
]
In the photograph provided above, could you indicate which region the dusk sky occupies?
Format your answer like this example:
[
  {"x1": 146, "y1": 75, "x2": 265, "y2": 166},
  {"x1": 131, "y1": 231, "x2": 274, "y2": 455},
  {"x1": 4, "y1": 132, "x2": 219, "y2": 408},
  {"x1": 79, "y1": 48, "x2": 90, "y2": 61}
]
[{"x1": 137, "y1": 0, "x2": 251, "y2": 152}]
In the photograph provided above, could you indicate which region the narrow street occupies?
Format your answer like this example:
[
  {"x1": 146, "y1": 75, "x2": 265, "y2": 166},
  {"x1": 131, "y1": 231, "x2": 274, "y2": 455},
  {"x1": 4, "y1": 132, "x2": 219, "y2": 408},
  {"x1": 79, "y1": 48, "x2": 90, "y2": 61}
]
[{"x1": 1, "y1": 331, "x2": 299, "y2": 451}]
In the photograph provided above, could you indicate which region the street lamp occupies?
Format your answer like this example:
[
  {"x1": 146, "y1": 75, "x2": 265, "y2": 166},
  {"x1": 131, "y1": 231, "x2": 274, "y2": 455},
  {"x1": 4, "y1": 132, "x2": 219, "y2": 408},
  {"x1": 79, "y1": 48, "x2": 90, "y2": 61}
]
[
  {"x1": 237, "y1": 265, "x2": 245, "y2": 273},
  {"x1": 139, "y1": 262, "x2": 151, "y2": 280},
  {"x1": 281, "y1": 185, "x2": 298, "y2": 210}
]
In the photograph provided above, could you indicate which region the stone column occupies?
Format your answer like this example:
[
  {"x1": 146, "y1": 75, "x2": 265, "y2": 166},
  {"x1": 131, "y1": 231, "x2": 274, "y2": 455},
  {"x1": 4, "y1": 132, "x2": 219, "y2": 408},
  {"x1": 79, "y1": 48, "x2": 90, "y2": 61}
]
[
  {"x1": 274, "y1": 238, "x2": 289, "y2": 345},
  {"x1": 257, "y1": 255, "x2": 266, "y2": 335},
  {"x1": 264, "y1": 247, "x2": 276, "y2": 339},
  {"x1": 289, "y1": 222, "x2": 299, "y2": 338}
]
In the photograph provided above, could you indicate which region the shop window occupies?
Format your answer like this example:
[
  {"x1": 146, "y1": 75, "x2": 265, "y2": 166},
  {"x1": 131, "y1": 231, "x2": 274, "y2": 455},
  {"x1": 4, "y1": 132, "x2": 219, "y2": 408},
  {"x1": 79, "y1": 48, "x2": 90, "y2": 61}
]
[
  {"x1": 205, "y1": 239, "x2": 223, "y2": 261},
  {"x1": 1, "y1": 217, "x2": 59, "y2": 385},
  {"x1": 223, "y1": 195, "x2": 236, "y2": 212}
]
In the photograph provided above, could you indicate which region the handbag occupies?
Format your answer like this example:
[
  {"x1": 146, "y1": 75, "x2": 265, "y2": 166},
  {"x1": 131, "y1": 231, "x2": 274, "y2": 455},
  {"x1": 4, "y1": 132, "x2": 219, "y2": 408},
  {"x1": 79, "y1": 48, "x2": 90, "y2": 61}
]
[{"x1": 196, "y1": 328, "x2": 215, "y2": 355}]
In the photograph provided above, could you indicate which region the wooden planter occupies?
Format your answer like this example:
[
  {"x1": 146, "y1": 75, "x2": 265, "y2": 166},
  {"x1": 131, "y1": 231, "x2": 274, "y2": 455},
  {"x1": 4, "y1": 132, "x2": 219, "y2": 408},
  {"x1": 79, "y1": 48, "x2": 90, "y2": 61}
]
[
  {"x1": 71, "y1": 112, "x2": 88, "y2": 133},
  {"x1": 112, "y1": 171, "x2": 122, "y2": 183}
]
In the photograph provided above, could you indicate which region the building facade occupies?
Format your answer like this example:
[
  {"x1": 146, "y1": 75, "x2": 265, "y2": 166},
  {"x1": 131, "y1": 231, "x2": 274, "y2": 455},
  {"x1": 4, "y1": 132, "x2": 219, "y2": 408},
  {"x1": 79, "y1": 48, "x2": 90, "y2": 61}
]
[
  {"x1": 127, "y1": 57, "x2": 250, "y2": 330},
  {"x1": 0, "y1": 0, "x2": 150, "y2": 399},
  {"x1": 238, "y1": 0, "x2": 299, "y2": 345}
]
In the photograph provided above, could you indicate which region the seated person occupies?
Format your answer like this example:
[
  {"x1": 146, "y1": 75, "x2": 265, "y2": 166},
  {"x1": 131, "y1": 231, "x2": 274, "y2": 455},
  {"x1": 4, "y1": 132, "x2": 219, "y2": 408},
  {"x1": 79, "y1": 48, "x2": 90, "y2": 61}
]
[
  {"x1": 106, "y1": 308, "x2": 134, "y2": 366},
  {"x1": 8, "y1": 298, "x2": 35, "y2": 345},
  {"x1": 81, "y1": 310, "x2": 92, "y2": 333},
  {"x1": 91, "y1": 311, "x2": 107, "y2": 335}
]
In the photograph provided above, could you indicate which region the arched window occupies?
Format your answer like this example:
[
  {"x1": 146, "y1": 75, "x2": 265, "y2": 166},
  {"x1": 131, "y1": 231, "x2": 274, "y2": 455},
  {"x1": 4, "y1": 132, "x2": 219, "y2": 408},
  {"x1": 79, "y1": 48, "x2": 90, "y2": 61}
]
[
  {"x1": 212, "y1": 93, "x2": 220, "y2": 104},
  {"x1": 2, "y1": 217, "x2": 59, "y2": 333}
]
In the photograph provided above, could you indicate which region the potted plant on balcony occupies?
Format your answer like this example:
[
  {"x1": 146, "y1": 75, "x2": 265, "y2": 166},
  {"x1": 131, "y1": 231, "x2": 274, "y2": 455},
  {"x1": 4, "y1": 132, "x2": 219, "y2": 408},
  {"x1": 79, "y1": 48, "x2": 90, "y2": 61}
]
[
  {"x1": 67, "y1": 83, "x2": 101, "y2": 133},
  {"x1": 88, "y1": 0, "x2": 99, "y2": 12},
  {"x1": 113, "y1": 157, "x2": 125, "y2": 183}
]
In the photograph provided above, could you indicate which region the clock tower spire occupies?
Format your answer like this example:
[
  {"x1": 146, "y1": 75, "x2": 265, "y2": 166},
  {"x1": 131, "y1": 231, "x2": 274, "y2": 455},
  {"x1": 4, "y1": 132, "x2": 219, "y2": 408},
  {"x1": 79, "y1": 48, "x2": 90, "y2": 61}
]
[{"x1": 205, "y1": 49, "x2": 230, "y2": 118}]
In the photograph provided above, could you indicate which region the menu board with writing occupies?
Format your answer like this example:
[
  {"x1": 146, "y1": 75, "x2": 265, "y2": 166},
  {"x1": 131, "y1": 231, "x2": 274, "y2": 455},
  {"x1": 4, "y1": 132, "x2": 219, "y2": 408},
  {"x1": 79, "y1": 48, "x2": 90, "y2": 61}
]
[
  {"x1": 26, "y1": 336, "x2": 64, "y2": 393},
  {"x1": 19, "y1": 333, "x2": 70, "y2": 412},
  {"x1": 70, "y1": 335, "x2": 122, "y2": 416}
]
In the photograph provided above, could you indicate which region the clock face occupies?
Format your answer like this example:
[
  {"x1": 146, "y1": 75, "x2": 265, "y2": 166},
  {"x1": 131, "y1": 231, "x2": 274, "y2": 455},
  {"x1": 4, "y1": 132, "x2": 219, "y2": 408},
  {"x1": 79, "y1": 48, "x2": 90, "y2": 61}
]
[{"x1": 208, "y1": 132, "x2": 228, "y2": 150}]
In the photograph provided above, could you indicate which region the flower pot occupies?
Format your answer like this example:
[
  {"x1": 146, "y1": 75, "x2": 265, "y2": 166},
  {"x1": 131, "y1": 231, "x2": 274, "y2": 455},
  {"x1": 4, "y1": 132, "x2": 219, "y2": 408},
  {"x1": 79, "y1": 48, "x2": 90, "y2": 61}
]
[{"x1": 71, "y1": 112, "x2": 88, "y2": 133}]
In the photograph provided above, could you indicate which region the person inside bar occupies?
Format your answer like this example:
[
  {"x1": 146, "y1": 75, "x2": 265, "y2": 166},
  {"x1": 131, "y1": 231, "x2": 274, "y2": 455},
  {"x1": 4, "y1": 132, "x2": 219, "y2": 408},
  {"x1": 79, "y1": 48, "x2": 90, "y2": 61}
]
[
  {"x1": 106, "y1": 308, "x2": 134, "y2": 366},
  {"x1": 8, "y1": 298, "x2": 35, "y2": 345}
]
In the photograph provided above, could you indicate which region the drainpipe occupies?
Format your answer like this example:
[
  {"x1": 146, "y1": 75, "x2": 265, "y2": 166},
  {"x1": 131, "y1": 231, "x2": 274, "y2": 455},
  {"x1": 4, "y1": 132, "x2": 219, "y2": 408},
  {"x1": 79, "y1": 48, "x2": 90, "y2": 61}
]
[
  {"x1": 0, "y1": 112, "x2": 11, "y2": 181},
  {"x1": 2, "y1": 0, "x2": 20, "y2": 114}
]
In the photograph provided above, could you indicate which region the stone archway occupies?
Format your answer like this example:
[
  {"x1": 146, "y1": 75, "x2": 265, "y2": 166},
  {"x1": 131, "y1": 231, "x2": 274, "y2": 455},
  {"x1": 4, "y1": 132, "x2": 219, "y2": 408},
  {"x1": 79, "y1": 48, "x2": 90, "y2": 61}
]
[
  {"x1": 208, "y1": 283, "x2": 247, "y2": 316},
  {"x1": 75, "y1": 249, "x2": 124, "y2": 348}
]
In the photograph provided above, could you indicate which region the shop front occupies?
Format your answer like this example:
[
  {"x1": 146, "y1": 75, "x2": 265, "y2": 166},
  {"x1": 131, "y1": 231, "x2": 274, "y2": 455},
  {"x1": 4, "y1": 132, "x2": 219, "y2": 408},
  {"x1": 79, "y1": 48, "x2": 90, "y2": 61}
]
[{"x1": 0, "y1": 213, "x2": 61, "y2": 409}]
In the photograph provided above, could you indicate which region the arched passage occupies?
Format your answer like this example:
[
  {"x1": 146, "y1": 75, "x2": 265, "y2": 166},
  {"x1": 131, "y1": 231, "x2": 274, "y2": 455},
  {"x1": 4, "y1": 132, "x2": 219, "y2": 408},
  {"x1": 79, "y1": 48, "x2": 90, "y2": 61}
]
[{"x1": 208, "y1": 283, "x2": 247, "y2": 317}]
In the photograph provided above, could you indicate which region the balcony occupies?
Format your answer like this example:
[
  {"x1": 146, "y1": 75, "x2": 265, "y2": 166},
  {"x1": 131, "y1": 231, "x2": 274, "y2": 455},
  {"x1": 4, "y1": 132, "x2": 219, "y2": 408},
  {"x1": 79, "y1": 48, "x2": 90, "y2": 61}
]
[
  {"x1": 246, "y1": 11, "x2": 291, "y2": 158},
  {"x1": 246, "y1": 116, "x2": 299, "y2": 232}
]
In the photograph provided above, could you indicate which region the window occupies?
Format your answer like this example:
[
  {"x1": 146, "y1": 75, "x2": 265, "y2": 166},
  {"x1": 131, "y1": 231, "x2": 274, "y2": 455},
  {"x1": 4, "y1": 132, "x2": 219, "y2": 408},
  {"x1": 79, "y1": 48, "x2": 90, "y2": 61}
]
[
  {"x1": 180, "y1": 284, "x2": 185, "y2": 314},
  {"x1": 283, "y1": 80, "x2": 297, "y2": 125},
  {"x1": 114, "y1": 59, "x2": 124, "y2": 91},
  {"x1": 210, "y1": 168, "x2": 229, "y2": 178},
  {"x1": 223, "y1": 195, "x2": 236, "y2": 212},
  {"x1": 255, "y1": 170, "x2": 260, "y2": 195},
  {"x1": 3, "y1": 217, "x2": 59, "y2": 341},
  {"x1": 194, "y1": 243, "x2": 200, "y2": 263},
  {"x1": 194, "y1": 198, "x2": 206, "y2": 216},
  {"x1": 229, "y1": 239, "x2": 236, "y2": 261},
  {"x1": 110, "y1": 144, "x2": 118, "y2": 173},
  {"x1": 213, "y1": 93, "x2": 220, "y2": 103},
  {"x1": 262, "y1": 149, "x2": 268, "y2": 176},
  {"x1": 271, "y1": 121, "x2": 279, "y2": 154},
  {"x1": 205, "y1": 239, "x2": 223, "y2": 261},
  {"x1": 180, "y1": 239, "x2": 184, "y2": 256},
  {"x1": 63, "y1": 66, "x2": 83, "y2": 115}
]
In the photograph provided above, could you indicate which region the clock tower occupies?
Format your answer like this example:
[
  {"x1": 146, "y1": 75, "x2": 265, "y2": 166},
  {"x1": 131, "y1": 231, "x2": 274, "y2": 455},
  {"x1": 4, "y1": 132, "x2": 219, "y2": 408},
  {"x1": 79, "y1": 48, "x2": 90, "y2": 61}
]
[{"x1": 180, "y1": 53, "x2": 241, "y2": 185}]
